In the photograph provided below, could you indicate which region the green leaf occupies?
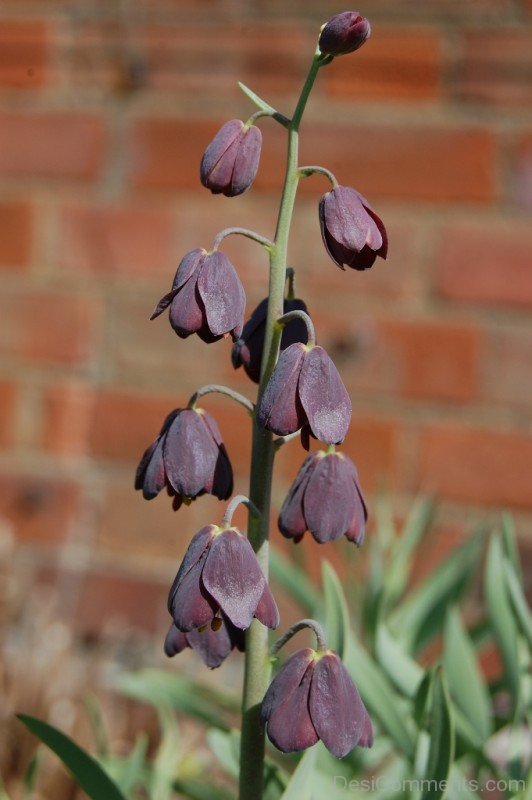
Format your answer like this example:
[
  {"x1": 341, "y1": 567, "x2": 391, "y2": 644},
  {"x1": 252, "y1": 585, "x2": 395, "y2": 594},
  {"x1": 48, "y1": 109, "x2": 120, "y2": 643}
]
[
  {"x1": 206, "y1": 729, "x2": 240, "y2": 779},
  {"x1": 322, "y1": 561, "x2": 350, "y2": 660},
  {"x1": 390, "y1": 532, "x2": 482, "y2": 653},
  {"x1": 270, "y1": 549, "x2": 318, "y2": 615},
  {"x1": 238, "y1": 82, "x2": 277, "y2": 115},
  {"x1": 384, "y1": 497, "x2": 436, "y2": 607},
  {"x1": 151, "y1": 706, "x2": 181, "y2": 800},
  {"x1": 443, "y1": 608, "x2": 492, "y2": 742},
  {"x1": 118, "y1": 670, "x2": 236, "y2": 730},
  {"x1": 114, "y1": 732, "x2": 149, "y2": 795},
  {"x1": 173, "y1": 779, "x2": 235, "y2": 800},
  {"x1": 500, "y1": 513, "x2": 521, "y2": 578},
  {"x1": 17, "y1": 715, "x2": 127, "y2": 800},
  {"x1": 485, "y1": 534, "x2": 520, "y2": 716},
  {"x1": 375, "y1": 622, "x2": 424, "y2": 697},
  {"x1": 421, "y1": 668, "x2": 454, "y2": 800},
  {"x1": 503, "y1": 558, "x2": 532, "y2": 647},
  {"x1": 281, "y1": 746, "x2": 318, "y2": 800}
]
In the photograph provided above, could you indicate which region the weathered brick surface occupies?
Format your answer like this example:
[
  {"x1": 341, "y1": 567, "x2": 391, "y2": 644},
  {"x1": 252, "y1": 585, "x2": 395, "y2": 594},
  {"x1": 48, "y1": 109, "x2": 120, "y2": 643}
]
[{"x1": 1, "y1": 0, "x2": 531, "y2": 635}]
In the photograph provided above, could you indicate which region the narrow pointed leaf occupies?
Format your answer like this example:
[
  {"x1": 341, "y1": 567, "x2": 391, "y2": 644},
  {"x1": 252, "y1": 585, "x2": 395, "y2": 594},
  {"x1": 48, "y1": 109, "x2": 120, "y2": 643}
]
[
  {"x1": 322, "y1": 561, "x2": 350, "y2": 660},
  {"x1": 17, "y1": 715, "x2": 127, "y2": 800},
  {"x1": 384, "y1": 496, "x2": 436, "y2": 607},
  {"x1": 503, "y1": 558, "x2": 532, "y2": 647},
  {"x1": 238, "y1": 81, "x2": 277, "y2": 114},
  {"x1": 270, "y1": 549, "x2": 318, "y2": 615},
  {"x1": 281, "y1": 746, "x2": 317, "y2": 800},
  {"x1": 443, "y1": 608, "x2": 492, "y2": 741},
  {"x1": 375, "y1": 623, "x2": 424, "y2": 697},
  {"x1": 421, "y1": 669, "x2": 454, "y2": 800}
]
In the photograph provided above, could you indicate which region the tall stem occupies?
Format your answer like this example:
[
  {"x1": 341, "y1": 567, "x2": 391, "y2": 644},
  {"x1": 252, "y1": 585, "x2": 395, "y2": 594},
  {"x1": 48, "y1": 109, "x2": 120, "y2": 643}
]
[{"x1": 238, "y1": 51, "x2": 323, "y2": 800}]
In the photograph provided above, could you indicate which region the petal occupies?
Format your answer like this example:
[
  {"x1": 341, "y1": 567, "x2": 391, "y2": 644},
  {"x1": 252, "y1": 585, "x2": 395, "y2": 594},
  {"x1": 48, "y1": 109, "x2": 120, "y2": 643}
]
[
  {"x1": 207, "y1": 136, "x2": 241, "y2": 194},
  {"x1": 197, "y1": 252, "x2": 246, "y2": 339},
  {"x1": 200, "y1": 119, "x2": 244, "y2": 187},
  {"x1": 257, "y1": 343, "x2": 307, "y2": 436},
  {"x1": 278, "y1": 454, "x2": 317, "y2": 539},
  {"x1": 254, "y1": 583, "x2": 280, "y2": 629},
  {"x1": 262, "y1": 650, "x2": 318, "y2": 753},
  {"x1": 230, "y1": 125, "x2": 262, "y2": 196},
  {"x1": 309, "y1": 653, "x2": 366, "y2": 758},
  {"x1": 365, "y1": 205, "x2": 388, "y2": 259},
  {"x1": 358, "y1": 706, "x2": 374, "y2": 748},
  {"x1": 140, "y1": 436, "x2": 167, "y2": 499},
  {"x1": 346, "y1": 245, "x2": 378, "y2": 271},
  {"x1": 168, "y1": 270, "x2": 205, "y2": 338},
  {"x1": 169, "y1": 555, "x2": 218, "y2": 632},
  {"x1": 198, "y1": 411, "x2": 234, "y2": 499},
  {"x1": 201, "y1": 529, "x2": 266, "y2": 630},
  {"x1": 281, "y1": 299, "x2": 310, "y2": 350},
  {"x1": 163, "y1": 409, "x2": 220, "y2": 498},
  {"x1": 323, "y1": 187, "x2": 369, "y2": 253},
  {"x1": 164, "y1": 624, "x2": 189, "y2": 657},
  {"x1": 171, "y1": 249, "x2": 205, "y2": 292},
  {"x1": 185, "y1": 620, "x2": 234, "y2": 669},
  {"x1": 232, "y1": 297, "x2": 269, "y2": 382},
  {"x1": 298, "y1": 346, "x2": 351, "y2": 445},
  {"x1": 167, "y1": 525, "x2": 218, "y2": 612},
  {"x1": 134, "y1": 438, "x2": 159, "y2": 490},
  {"x1": 304, "y1": 453, "x2": 358, "y2": 543},
  {"x1": 345, "y1": 482, "x2": 368, "y2": 547}
]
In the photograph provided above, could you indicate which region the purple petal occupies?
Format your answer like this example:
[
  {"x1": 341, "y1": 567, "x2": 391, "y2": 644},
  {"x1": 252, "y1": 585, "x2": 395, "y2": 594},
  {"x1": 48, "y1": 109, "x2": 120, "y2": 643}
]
[
  {"x1": 304, "y1": 453, "x2": 358, "y2": 543},
  {"x1": 345, "y1": 482, "x2": 368, "y2": 546},
  {"x1": 140, "y1": 436, "x2": 167, "y2": 499},
  {"x1": 281, "y1": 299, "x2": 310, "y2": 349},
  {"x1": 168, "y1": 269, "x2": 205, "y2": 338},
  {"x1": 257, "y1": 343, "x2": 307, "y2": 436},
  {"x1": 261, "y1": 649, "x2": 318, "y2": 753},
  {"x1": 298, "y1": 346, "x2": 352, "y2": 445},
  {"x1": 230, "y1": 125, "x2": 262, "y2": 196},
  {"x1": 185, "y1": 620, "x2": 234, "y2": 669},
  {"x1": 198, "y1": 411, "x2": 234, "y2": 499},
  {"x1": 200, "y1": 119, "x2": 244, "y2": 188},
  {"x1": 254, "y1": 583, "x2": 280, "y2": 629},
  {"x1": 358, "y1": 706, "x2": 374, "y2": 748},
  {"x1": 167, "y1": 525, "x2": 218, "y2": 612},
  {"x1": 323, "y1": 187, "x2": 370, "y2": 253},
  {"x1": 150, "y1": 289, "x2": 179, "y2": 320},
  {"x1": 365, "y1": 205, "x2": 388, "y2": 259},
  {"x1": 278, "y1": 454, "x2": 317, "y2": 539},
  {"x1": 164, "y1": 624, "x2": 189, "y2": 657},
  {"x1": 201, "y1": 529, "x2": 266, "y2": 630},
  {"x1": 169, "y1": 554, "x2": 218, "y2": 632},
  {"x1": 163, "y1": 409, "x2": 220, "y2": 498},
  {"x1": 171, "y1": 249, "x2": 205, "y2": 292},
  {"x1": 309, "y1": 653, "x2": 366, "y2": 758},
  {"x1": 197, "y1": 252, "x2": 246, "y2": 340}
]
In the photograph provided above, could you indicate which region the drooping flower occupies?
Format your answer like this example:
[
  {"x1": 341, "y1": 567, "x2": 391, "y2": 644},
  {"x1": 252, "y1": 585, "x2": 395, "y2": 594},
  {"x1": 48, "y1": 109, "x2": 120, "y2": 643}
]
[
  {"x1": 168, "y1": 525, "x2": 279, "y2": 632},
  {"x1": 164, "y1": 618, "x2": 245, "y2": 669},
  {"x1": 261, "y1": 648, "x2": 372, "y2": 757},
  {"x1": 319, "y1": 11, "x2": 371, "y2": 56},
  {"x1": 151, "y1": 248, "x2": 246, "y2": 343},
  {"x1": 319, "y1": 186, "x2": 387, "y2": 271},
  {"x1": 279, "y1": 450, "x2": 367, "y2": 545},
  {"x1": 200, "y1": 119, "x2": 262, "y2": 197},
  {"x1": 232, "y1": 297, "x2": 310, "y2": 383},
  {"x1": 134, "y1": 408, "x2": 232, "y2": 510},
  {"x1": 256, "y1": 342, "x2": 351, "y2": 445}
]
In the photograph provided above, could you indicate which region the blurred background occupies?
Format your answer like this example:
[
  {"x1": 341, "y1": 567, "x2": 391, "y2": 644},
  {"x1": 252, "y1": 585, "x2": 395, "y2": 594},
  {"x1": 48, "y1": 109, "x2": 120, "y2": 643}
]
[{"x1": 0, "y1": 0, "x2": 531, "y2": 795}]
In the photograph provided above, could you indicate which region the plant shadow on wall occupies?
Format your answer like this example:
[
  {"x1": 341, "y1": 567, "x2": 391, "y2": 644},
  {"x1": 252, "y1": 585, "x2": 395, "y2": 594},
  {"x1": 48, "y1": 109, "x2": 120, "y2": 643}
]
[{"x1": 14, "y1": 9, "x2": 531, "y2": 800}]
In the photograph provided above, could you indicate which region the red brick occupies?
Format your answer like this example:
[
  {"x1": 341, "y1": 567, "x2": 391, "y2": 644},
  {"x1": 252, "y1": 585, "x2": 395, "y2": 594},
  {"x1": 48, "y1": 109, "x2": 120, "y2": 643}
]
[
  {"x1": 437, "y1": 223, "x2": 532, "y2": 308},
  {"x1": 0, "y1": 202, "x2": 32, "y2": 269},
  {"x1": 41, "y1": 382, "x2": 95, "y2": 456},
  {"x1": 323, "y1": 28, "x2": 442, "y2": 101},
  {"x1": 0, "y1": 473, "x2": 81, "y2": 543},
  {"x1": 483, "y1": 327, "x2": 532, "y2": 410},
  {"x1": 0, "y1": 22, "x2": 49, "y2": 89},
  {"x1": 0, "y1": 115, "x2": 105, "y2": 180},
  {"x1": 420, "y1": 425, "x2": 532, "y2": 508},
  {"x1": 129, "y1": 117, "x2": 496, "y2": 203},
  {"x1": 514, "y1": 134, "x2": 532, "y2": 210},
  {"x1": 0, "y1": 290, "x2": 99, "y2": 365},
  {"x1": 58, "y1": 204, "x2": 176, "y2": 278},
  {"x1": 0, "y1": 381, "x2": 17, "y2": 447},
  {"x1": 456, "y1": 31, "x2": 532, "y2": 107}
]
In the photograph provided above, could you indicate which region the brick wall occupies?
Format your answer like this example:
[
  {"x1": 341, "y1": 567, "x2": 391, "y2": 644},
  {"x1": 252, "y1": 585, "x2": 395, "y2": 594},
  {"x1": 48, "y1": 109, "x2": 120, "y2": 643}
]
[{"x1": 1, "y1": 0, "x2": 531, "y2": 634}]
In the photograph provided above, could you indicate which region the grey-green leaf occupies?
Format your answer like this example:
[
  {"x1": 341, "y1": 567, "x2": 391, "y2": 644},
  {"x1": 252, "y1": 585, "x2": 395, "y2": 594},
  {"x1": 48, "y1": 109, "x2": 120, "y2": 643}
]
[
  {"x1": 421, "y1": 669, "x2": 454, "y2": 800},
  {"x1": 281, "y1": 746, "x2": 318, "y2": 800},
  {"x1": 17, "y1": 714, "x2": 127, "y2": 800},
  {"x1": 322, "y1": 561, "x2": 350, "y2": 660}
]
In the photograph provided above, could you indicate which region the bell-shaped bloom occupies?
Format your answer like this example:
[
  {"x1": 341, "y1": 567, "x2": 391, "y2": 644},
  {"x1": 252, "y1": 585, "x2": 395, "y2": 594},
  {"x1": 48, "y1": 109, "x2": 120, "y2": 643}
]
[
  {"x1": 151, "y1": 248, "x2": 246, "y2": 343},
  {"x1": 135, "y1": 408, "x2": 232, "y2": 510},
  {"x1": 232, "y1": 297, "x2": 309, "y2": 384},
  {"x1": 319, "y1": 186, "x2": 387, "y2": 271},
  {"x1": 279, "y1": 450, "x2": 367, "y2": 545},
  {"x1": 164, "y1": 618, "x2": 245, "y2": 669},
  {"x1": 319, "y1": 11, "x2": 371, "y2": 56},
  {"x1": 261, "y1": 648, "x2": 372, "y2": 758},
  {"x1": 168, "y1": 525, "x2": 279, "y2": 632},
  {"x1": 257, "y1": 342, "x2": 351, "y2": 445},
  {"x1": 200, "y1": 119, "x2": 262, "y2": 197}
]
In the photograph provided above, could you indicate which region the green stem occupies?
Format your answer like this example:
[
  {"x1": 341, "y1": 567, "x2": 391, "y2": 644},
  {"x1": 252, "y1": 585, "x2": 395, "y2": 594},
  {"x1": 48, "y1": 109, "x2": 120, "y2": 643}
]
[{"x1": 238, "y1": 50, "x2": 323, "y2": 800}]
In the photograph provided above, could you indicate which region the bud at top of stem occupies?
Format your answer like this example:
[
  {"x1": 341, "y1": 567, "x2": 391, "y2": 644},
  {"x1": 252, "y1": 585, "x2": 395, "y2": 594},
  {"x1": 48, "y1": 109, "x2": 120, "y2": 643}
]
[{"x1": 319, "y1": 11, "x2": 371, "y2": 57}]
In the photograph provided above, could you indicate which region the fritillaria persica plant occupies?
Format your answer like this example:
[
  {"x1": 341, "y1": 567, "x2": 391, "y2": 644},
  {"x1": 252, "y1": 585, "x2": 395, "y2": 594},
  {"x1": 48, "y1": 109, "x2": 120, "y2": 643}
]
[{"x1": 136, "y1": 11, "x2": 387, "y2": 799}]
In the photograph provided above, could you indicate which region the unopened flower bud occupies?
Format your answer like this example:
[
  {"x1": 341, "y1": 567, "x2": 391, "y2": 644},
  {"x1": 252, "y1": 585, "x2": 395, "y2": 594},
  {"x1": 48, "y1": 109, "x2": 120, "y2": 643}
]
[
  {"x1": 261, "y1": 648, "x2": 372, "y2": 757},
  {"x1": 319, "y1": 11, "x2": 371, "y2": 56},
  {"x1": 200, "y1": 119, "x2": 262, "y2": 197},
  {"x1": 319, "y1": 185, "x2": 387, "y2": 271}
]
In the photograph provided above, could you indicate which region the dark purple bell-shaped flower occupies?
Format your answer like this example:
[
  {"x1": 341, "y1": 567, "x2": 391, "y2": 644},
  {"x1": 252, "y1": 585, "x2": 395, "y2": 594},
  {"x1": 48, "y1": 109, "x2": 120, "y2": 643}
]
[
  {"x1": 232, "y1": 297, "x2": 310, "y2": 384},
  {"x1": 319, "y1": 186, "x2": 387, "y2": 271},
  {"x1": 200, "y1": 119, "x2": 262, "y2": 197},
  {"x1": 135, "y1": 408, "x2": 233, "y2": 510},
  {"x1": 168, "y1": 524, "x2": 280, "y2": 632},
  {"x1": 261, "y1": 648, "x2": 372, "y2": 758},
  {"x1": 151, "y1": 248, "x2": 246, "y2": 343},
  {"x1": 319, "y1": 11, "x2": 371, "y2": 56},
  {"x1": 164, "y1": 618, "x2": 245, "y2": 669},
  {"x1": 257, "y1": 342, "x2": 351, "y2": 445},
  {"x1": 279, "y1": 450, "x2": 367, "y2": 545}
]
